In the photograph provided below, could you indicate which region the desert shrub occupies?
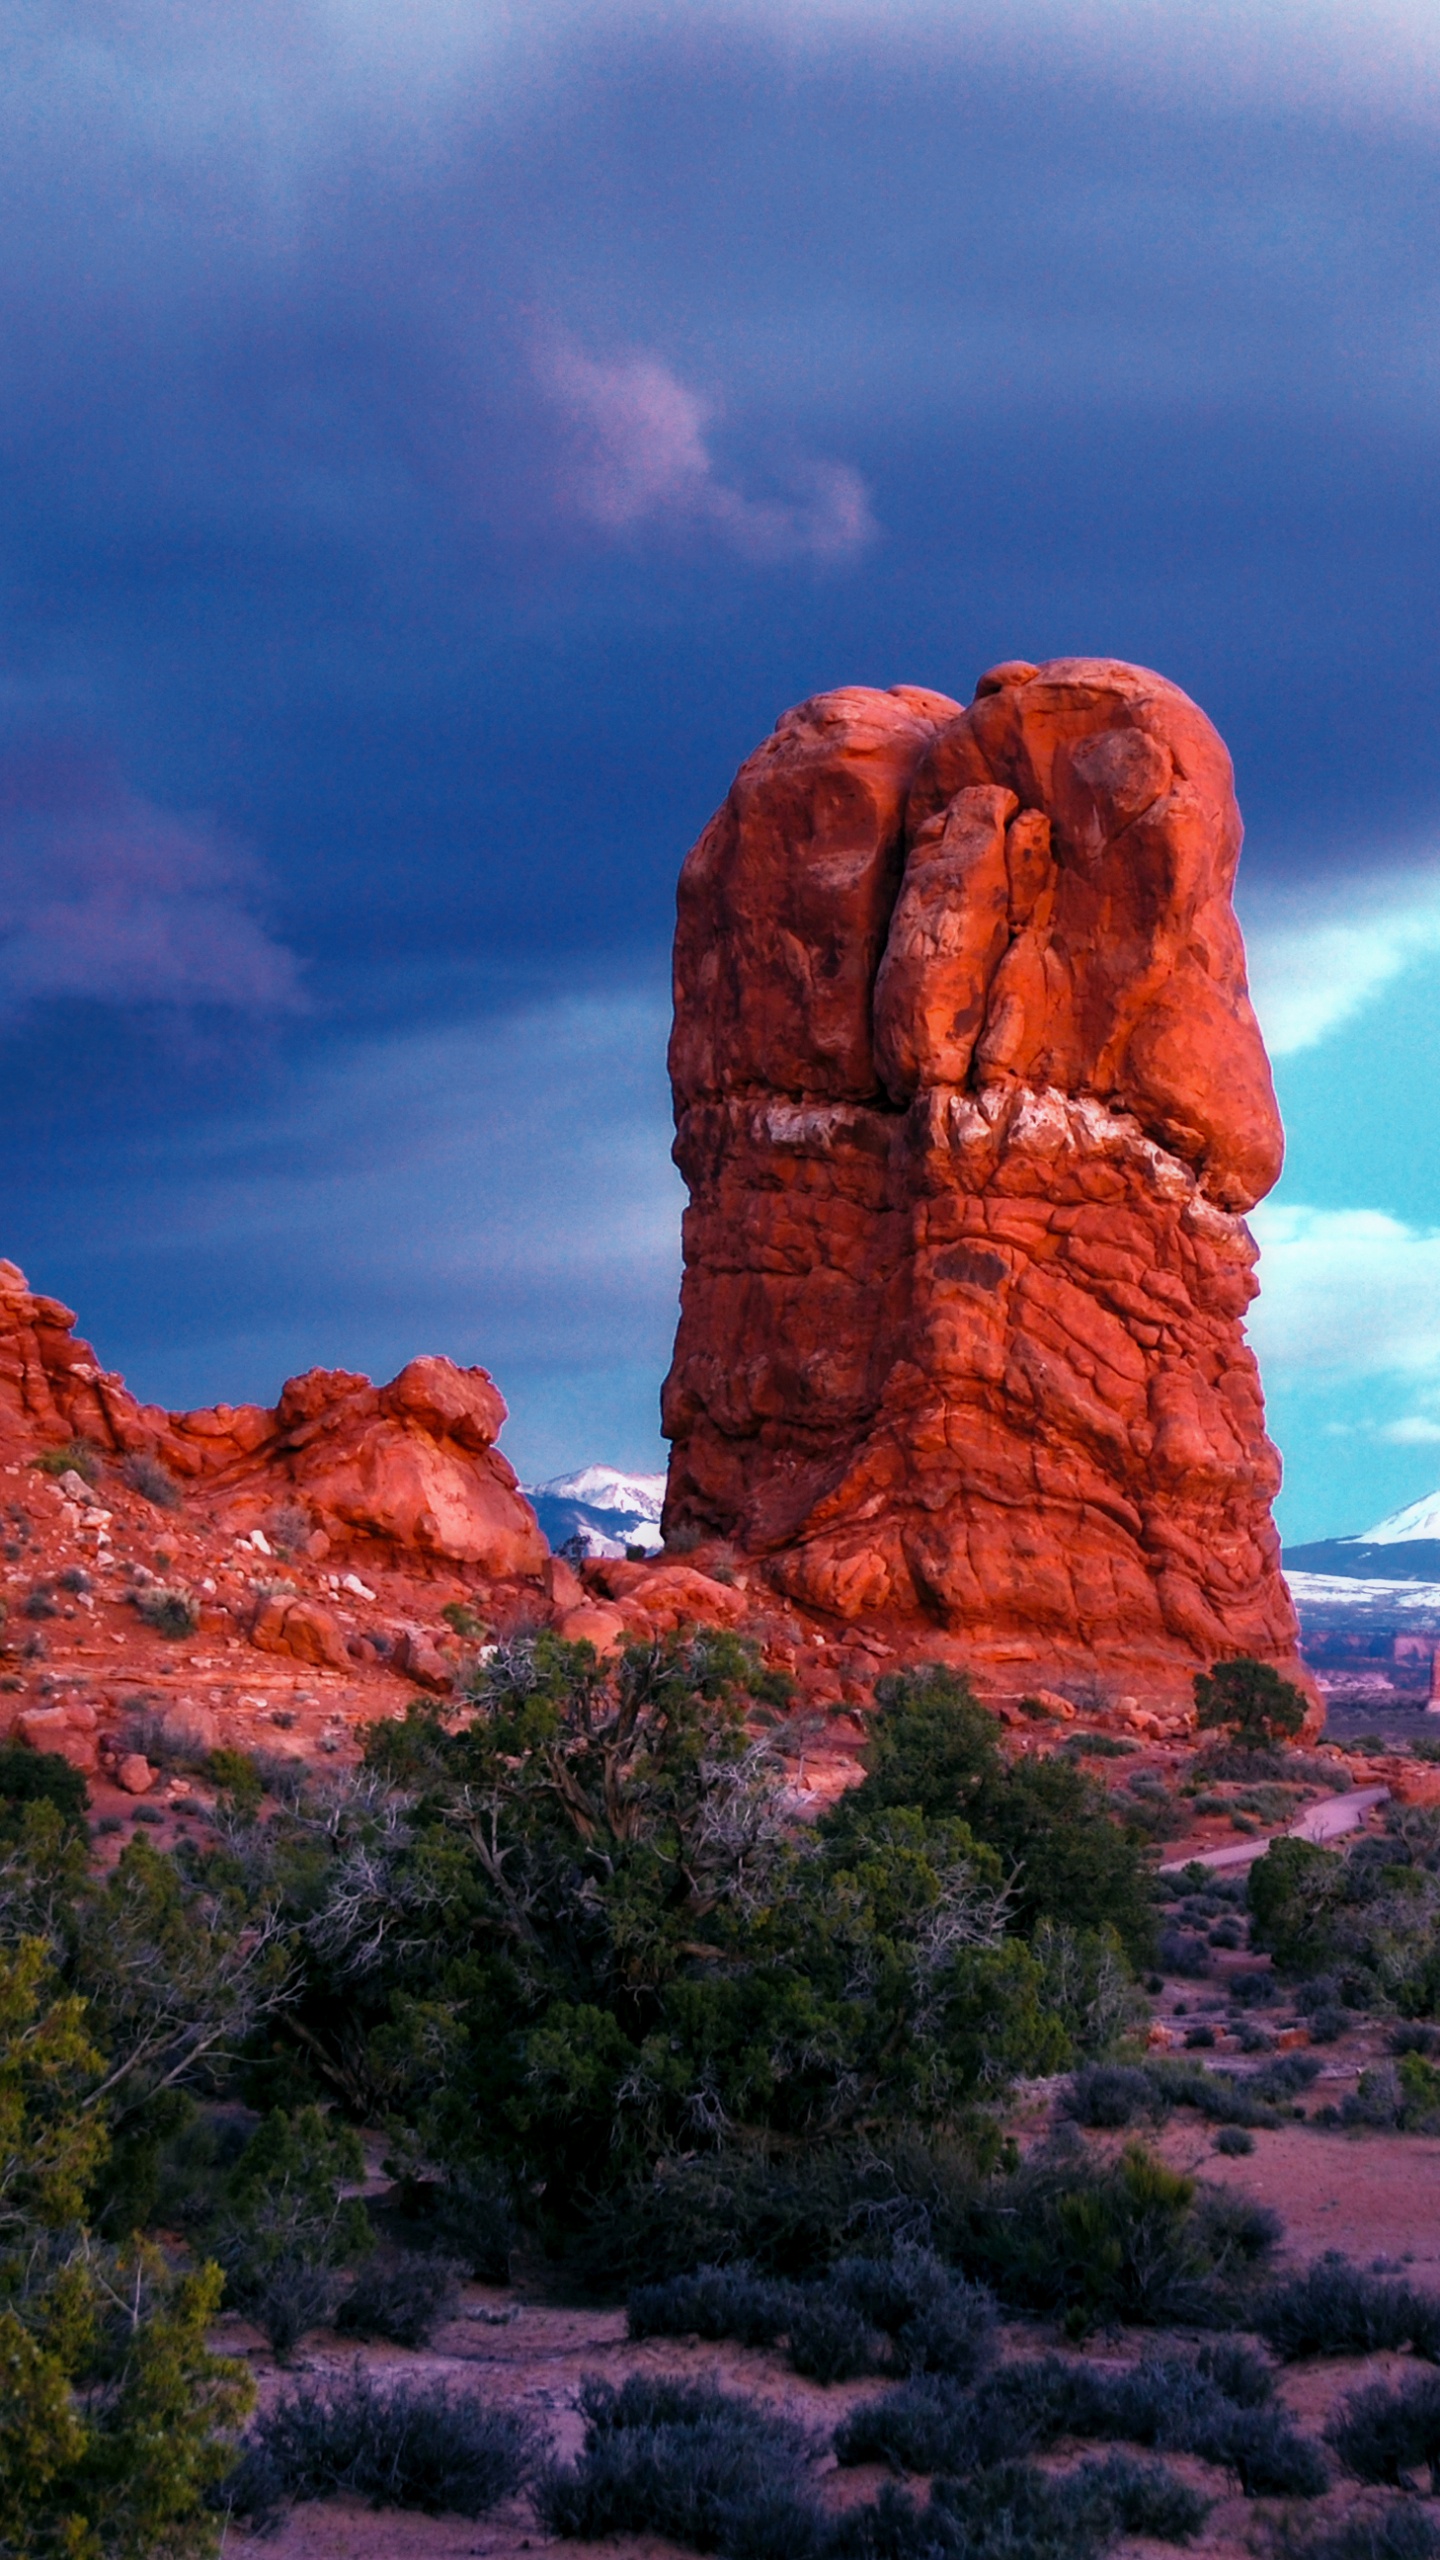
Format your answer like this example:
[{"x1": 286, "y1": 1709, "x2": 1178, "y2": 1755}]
[
  {"x1": 1292, "y1": 2512, "x2": 1440, "y2": 2560},
  {"x1": 417, "y1": 2161, "x2": 518, "y2": 2283},
  {"x1": 244, "y1": 2258, "x2": 341, "y2": 2358},
  {"x1": 22, "y1": 1583, "x2": 57, "y2": 1618},
  {"x1": 222, "y1": 2364, "x2": 540, "y2": 2519},
  {"x1": 1399, "y1": 2052, "x2": 1440, "y2": 2131},
  {"x1": 1159, "y1": 1928, "x2": 1212, "y2": 1977},
  {"x1": 442, "y1": 1601, "x2": 487, "y2": 1639},
  {"x1": 122, "y1": 1452, "x2": 183, "y2": 1510},
  {"x1": 573, "y1": 2133, "x2": 997, "y2": 2295},
  {"x1": 1230, "y1": 1968, "x2": 1283, "y2": 2007},
  {"x1": 834, "y1": 2248, "x2": 996, "y2": 2381},
  {"x1": 1327, "y1": 2373, "x2": 1440, "y2": 2490},
  {"x1": 629, "y1": 2265, "x2": 792, "y2": 2350},
  {"x1": 835, "y1": 2375, "x2": 991, "y2": 2476},
  {"x1": 0, "y1": 1741, "x2": 89, "y2": 1835},
  {"x1": 1144, "y1": 2060, "x2": 1278, "y2": 2128},
  {"x1": 947, "y1": 2140, "x2": 1280, "y2": 2330},
  {"x1": 1344, "y1": 2066, "x2": 1404, "y2": 2130},
  {"x1": 336, "y1": 2248, "x2": 462, "y2": 2348},
  {"x1": 1248, "y1": 1820, "x2": 1440, "y2": 2013},
  {"x1": 830, "y1": 2459, "x2": 1205, "y2": 2560},
  {"x1": 1394, "y1": 2025, "x2": 1440, "y2": 2059},
  {"x1": 1063, "y1": 2064, "x2": 1164, "y2": 2129},
  {"x1": 1248, "y1": 2052, "x2": 1322, "y2": 2102},
  {"x1": 633, "y1": 2247, "x2": 995, "y2": 2387},
  {"x1": 539, "y1": 2375, "x2": 817, "y2": 2558},
  {"x1": 1196, "y1": 2338, "x2": 1275, "y2": 2404},
  {"x1": 36, "y1": 1439, "x2": 100, "y2": 1483},
  {"x1": 1215, "y1": 2126, "x2": 1255, "y2": 2155},
  {"x1": 835, "y1": 2351, "x2": 1317, "y2": 2496},
  {"x1": 1310, "y1": 2005, "x2": 1352, "y2": 2044},
  {"x1": 204, "y1": 1748, "x2": 264, "y2": 1815},
  {"x1": 1065, "y1": 2452, "x2": 1211, "y2": 2541},
  {"x1": 263, "y1": 1503, "x2": 312, "y2": 1557},
  {"x1": 133, "y1": 1582, "x2": 199, "y2": 1638},
  {"x1": 208, "y1": 2106, "x2": 370, "y2": 2354},
  {"x1": 1195, "y1": 1658, "x2": 1308, "y2": 1748},
  {"x1": 1256, "y1": 2255, "x2": 1440, "y2": 2361},
  {"x1": 787, "y1": 2283, "x2": 879, "y2": 2383}
]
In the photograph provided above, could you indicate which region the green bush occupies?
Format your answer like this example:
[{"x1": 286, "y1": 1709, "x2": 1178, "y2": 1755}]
[
  {"x1": 133, "y1": 1583, "x2": 199, "y2": 1639},
  {"x1": 0, "y1": 1743, "x2": 89, "y2": 1837},
  {"x1": 277, "y1": 1638, "x2": 1124, "y2": 2216},
  {"x1": 0, "y1": 1935, "x2": 253, "y2": 2558},
  {"x1": 1194, "y1": 1658, "x2": 1308, "y2": 1748},
  {"x1": 35, "y1": 1440, "x2": 100, "y2": 1485},
  {"x1": 208, "y1": 2106, "x2": 371, "y2": 2354}
]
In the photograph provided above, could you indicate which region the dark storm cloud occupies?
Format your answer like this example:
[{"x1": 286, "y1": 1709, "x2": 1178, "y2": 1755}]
[{"x1": 3, "y1": 0, "x2": 1440, "y2": 1491}]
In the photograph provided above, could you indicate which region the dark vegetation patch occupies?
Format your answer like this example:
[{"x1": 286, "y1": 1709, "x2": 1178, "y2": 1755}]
[
  {"x1": 826, "y1": 2458, "x2": 1208, "y2": 2560},
  {"x1": 1327, "y1": 2373, "x2": 1440, "y2": 2490},
  {"x1": 630, "y1": 2247, "x2": 997, "y2": 2384},
  {"x1": 336, "y1": 2249, "x2": 462, "y2": 2348},
  {"x1": 220, "y1": 2365, "x2": 541, "y2": 2523},
  {"x1": 0, "y1": 1644, "x2": 1318, "y2": 2553},
  {"x1": 834, "y1": 2346, "x2": 1323, "y2": 2496},
  {"x1": 1256, "y1": 2257, "x2": 1440, "y2": 2362},
  {"x1": 538, "y1": 2375, "x2": 819, "y2": 2559}
]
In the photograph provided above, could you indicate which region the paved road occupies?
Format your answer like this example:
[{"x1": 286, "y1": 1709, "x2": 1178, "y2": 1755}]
[{"x1": 1159, "y1": 1783, "x2": 1391, "y2": 1876}]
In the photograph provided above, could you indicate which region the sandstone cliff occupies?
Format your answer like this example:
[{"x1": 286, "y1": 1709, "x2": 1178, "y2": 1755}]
[
  {"x1": 662, "y1": 657, "x2": 1303, "y2": 1693},
  {"x1": 0, "y1": 1259, "x2": 545, "y2": 1579}
]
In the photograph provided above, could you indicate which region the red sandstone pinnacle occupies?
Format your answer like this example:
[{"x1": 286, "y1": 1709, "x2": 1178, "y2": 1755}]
[{"x1": 662, "y1": 657, "x2": 1304, "y2": 1693}]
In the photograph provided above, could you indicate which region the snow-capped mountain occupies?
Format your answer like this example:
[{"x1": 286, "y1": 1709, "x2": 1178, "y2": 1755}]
[
  {"x1": 523, "y1": 1465, "x2": 667, "y2": 1560},
  {"x1": 1358, "y1": 1489, "x2": 1440, "y2": 1545},
  {"x1": 1283, "y1": 1484, "x2": 1440, "y2": 1585}
]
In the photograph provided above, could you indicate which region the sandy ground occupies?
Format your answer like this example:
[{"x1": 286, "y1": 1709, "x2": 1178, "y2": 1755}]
[{"x1": 219, "y1": 2114, "x2": 1440, "y2": 2560}]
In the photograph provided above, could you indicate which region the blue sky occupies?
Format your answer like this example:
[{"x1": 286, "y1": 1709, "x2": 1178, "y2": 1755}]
[{"x1": 3, "y1": 1, "x2": 1440, "y2": 1538}]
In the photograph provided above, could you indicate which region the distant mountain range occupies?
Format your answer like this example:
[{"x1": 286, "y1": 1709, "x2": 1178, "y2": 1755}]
[
  {"x1": 1283, "y1": 1487, "x2": 1440, "y2": 1584},
  {"x1": 523, "y1": 1465, "x2": 667, "y2": 1559}
]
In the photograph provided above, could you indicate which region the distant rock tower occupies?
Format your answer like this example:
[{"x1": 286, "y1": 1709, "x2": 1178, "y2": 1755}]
[{"x1": 661, "y1": 658, "x2": 1304, "y2": 1694}]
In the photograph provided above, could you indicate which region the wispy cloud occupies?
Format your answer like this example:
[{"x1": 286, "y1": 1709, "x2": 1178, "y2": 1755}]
[
  {"x1": 536, "y1": 336, "x2": 876, "y2": 562},
  {"x1": 1249, "y1": 1201, "x2": 1440, "y2": 1378},
  {"x1": 0, "y1": 747, "x2": 302, "y2": 1020},
  {"x1": 1241, "y1": 865, "x2": 1440, "y2": 1057}
]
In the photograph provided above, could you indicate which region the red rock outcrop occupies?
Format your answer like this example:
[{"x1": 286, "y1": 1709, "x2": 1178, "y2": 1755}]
[
  {"x1": 0, "y1": 1260, "x2": 545, "y2": 1580},
  {"x1": 662, "y1": 659, "x2": 1304, "y2": 1696}
]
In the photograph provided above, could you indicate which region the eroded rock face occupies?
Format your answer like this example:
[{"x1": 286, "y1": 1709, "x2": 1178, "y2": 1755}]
[
  {"x1": 0, "y1": 1260, "x2": 545, "y2": 1580},
  {"x1": 662, "y1": 659, "x2": 1301, "y2": 1687}
]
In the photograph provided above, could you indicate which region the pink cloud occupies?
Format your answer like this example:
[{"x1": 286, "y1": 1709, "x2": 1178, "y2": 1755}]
[
  {"x1": 0, "y1": 747, "x2": 302, "y2": 1019},
  {"x1": 536, "y1": 338, "x2": 876, "y2": 563}
]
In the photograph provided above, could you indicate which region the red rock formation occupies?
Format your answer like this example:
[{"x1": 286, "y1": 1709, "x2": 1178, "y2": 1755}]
[
  {"x1": 0, "y1": 1260, "x2": 545, "y2": 1580},
  {"x1": 662, "y1": 659, "x2": 1304, "y2": 1696}
]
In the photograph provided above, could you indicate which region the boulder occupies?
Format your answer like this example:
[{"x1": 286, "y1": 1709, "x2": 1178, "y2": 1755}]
[
  {"x1": 662, "y1": 658, "x2": 1308, "y2": 1700},
  {"x1": 116, "y1": 1754, "x2": 155, "y2": 1796},
  {"x1": 391, "y1": 1627, "x2": 454, "y2": 1692},
  {"x1": 556, "y1": 1602, "x2": 628, "y2": 1655},
  {"x1": 16, "y1": 1707, "x2": 97, "y2": 1772},
  {"x1": 250, "y1": 1595, "x2": 350, "y2": 1670}
]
